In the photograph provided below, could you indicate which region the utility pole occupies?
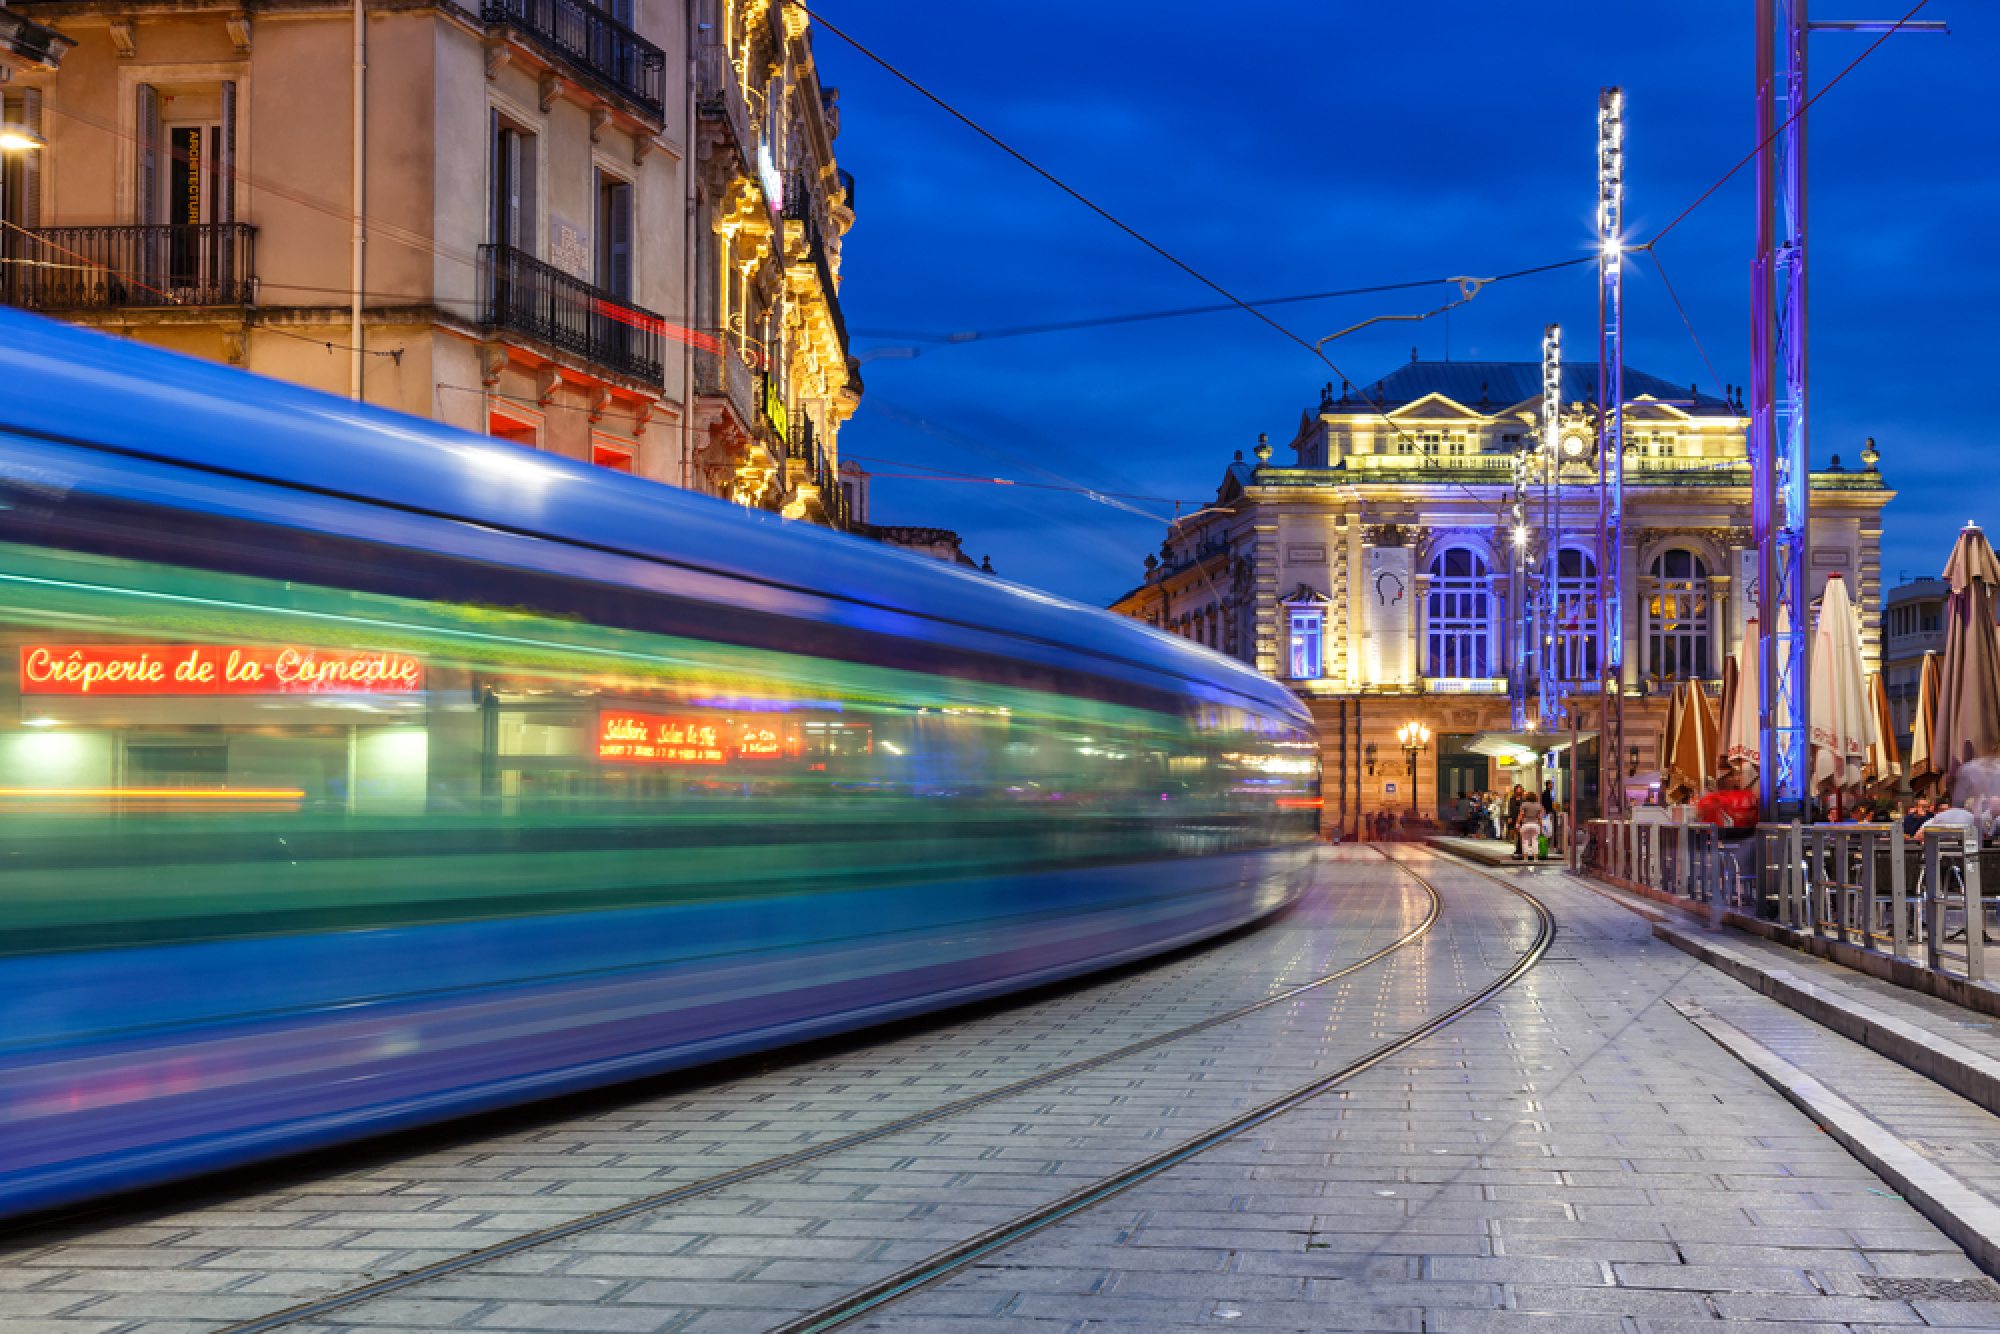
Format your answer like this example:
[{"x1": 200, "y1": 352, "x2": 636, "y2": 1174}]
[
  {"x1": 1596, "y1": 86, "x2": 1625, "y2": 818},
  {"x1": 1751, "y1": 4, "x2": 1944, "y2": 820}
]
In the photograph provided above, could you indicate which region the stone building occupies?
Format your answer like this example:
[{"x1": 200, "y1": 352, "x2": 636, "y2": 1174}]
[
  {"x1": 1109, "y1": 357, "x2": 1895, "y2": 839},
  {"x1": 0, "y1": 0, "x2": 857, "y2": 524},
  {"x1": 1881, "y1": 575, "x2": 1947, "y2": 758}
]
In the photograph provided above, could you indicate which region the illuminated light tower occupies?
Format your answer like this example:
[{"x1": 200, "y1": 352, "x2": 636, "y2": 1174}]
[
  {"x1": 1750, "y1": 4, "x2": 1944, "y2": 820},
  {"x1": 1508, "y1": 394, "x2": 1533, "y2": 733},
  {"x1": 1537, "y1": 323, "x2": 1562, "y2": 729},
  {"x1": 1596, "y1": 87, "x2": 1626, "y2": 817}
]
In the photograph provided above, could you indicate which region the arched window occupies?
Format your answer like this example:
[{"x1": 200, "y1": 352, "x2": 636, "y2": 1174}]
[
  {"x1": 1552, "y1": 549, "x2": 1599, "y2": 682},
  {"x1": 1646, "y1": 548, "x2": 1711, "y2": 681},
  {"x1": 1426, "y1": 548, "x2": 1490, "y2": 679}
]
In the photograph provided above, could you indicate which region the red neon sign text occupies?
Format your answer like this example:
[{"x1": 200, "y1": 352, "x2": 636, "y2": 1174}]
[
  {"x1": 22, "y1": 645, "x2": 424, "y2": 696},
  {"x1": 598, "y1": 712, "x2": 727, "y2": 764}
]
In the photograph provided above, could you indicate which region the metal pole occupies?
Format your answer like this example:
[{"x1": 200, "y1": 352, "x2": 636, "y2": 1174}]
[
  {"x1": 350, "y1": 0, "x2": 366, "y2": 402},
  {"x1": 1540, "y1": 324, "x2": 1562, "y2": 729},
  {"x1": 1597, "y1": 87, "x2": 1626, "y2": 819}
]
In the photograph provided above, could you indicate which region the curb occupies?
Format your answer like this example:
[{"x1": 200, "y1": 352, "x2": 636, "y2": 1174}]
[
  {"x1": 1670, "y1": 997, "x2": 2000, "y2": 1282},
  {"x1": 1654, "y1": 922, "x2": 2000, "y2": 1122}
]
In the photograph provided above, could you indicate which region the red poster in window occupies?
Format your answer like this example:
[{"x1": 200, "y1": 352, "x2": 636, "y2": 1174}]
[
  {"x1": 597, "y1": 712, "x2": 727, "y2": 764},
  {"x1": 21, "y1": 645, "x2": 424, "y2": 695}
]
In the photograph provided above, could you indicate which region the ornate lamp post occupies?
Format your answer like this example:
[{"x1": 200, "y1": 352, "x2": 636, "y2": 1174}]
[{"x1": 1398, "y1": 721, "x2": 1430, "y2": 819}]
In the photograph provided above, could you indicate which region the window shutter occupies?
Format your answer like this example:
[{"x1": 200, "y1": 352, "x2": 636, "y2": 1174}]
[
  {"x1": 19, "y1": 89, "x2": 42, "y2": 230},
  {"x1": 608, "y1": 0, "x2": 633, "y2": 25},
  {"x1": 218, "y1": 81, "x2": 236, "y2": 223},
  {"x1": 136, "y1": 84, "x2": 160, "y2": 225},
  {"x1": 602, "y1": 178, "x2": 631, "y2": 299},
  {"x1": 516, "y1": 133, "x2": 536, "y2": 254}
]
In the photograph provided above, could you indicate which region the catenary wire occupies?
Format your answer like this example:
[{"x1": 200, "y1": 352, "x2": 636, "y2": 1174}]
[{"x1": 1640, "y1": 0, "x2": 1936, "y2": 248}]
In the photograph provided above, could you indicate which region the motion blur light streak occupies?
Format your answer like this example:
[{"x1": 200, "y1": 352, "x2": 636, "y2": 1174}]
[{"x1": 0, "y1": 308, "x2": 1319, "y2": 1219}]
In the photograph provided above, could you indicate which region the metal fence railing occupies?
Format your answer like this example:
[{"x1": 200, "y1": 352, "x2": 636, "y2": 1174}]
[
  {"x1": 2, "y1": 224, "x2": 256, "y2": 311},
  {"x1": 1587, "y1": 817, "x2": 1996, "y2": 983}
]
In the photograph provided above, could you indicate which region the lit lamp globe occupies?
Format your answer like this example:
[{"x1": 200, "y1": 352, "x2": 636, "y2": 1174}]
[{"x1": 0, "y1": 125, "x2": 46, "y2": 153}]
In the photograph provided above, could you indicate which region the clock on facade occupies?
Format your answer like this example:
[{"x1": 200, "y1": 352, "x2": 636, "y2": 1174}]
[{"x1": 1561, "y1": 433, "x2": 1589, "y2": 459}]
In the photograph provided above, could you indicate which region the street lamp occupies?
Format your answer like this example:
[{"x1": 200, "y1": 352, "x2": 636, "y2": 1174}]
[
  {"x1": 1398, "y1": 721, "x2": 1430, "y2": 819},
  {"x1": 0, "y1": 125, "x2": 46, "y2": 153}
]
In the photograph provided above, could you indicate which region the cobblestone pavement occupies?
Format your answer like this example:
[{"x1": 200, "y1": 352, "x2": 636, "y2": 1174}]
[
  {"x1": 8, "y1": 849, "x2": 1996, "y2": 1334},
  {"x1": 0, "y1": 850, "x2": 1428, "y2": 1334},
  {"x1": 850, "y1": 855, "x2": 2000, "y2": 1333}
]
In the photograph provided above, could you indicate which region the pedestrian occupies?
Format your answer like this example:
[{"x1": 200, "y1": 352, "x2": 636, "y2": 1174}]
[
  {"x1": 1541, "y1": 781, "x2": 1559, "y2": 850},
  {"x1": 1516, "y1": 789, "x2": 1545, "y2": 861}
]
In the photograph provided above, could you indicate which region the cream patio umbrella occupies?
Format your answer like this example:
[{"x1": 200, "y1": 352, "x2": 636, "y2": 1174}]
[
  {"x1": 1908, "y1": 650, "x2": 1943, "y2": 795},
  {"x1": 1935, "y1": 523, "x2": 2000, "y2": 791},
  {"x1": 1723, "y1": 616, "x2": 1763, "y2": 781},
  {"x1": 1809, "y1": 572, "x2": 1875, "y2": 803}
]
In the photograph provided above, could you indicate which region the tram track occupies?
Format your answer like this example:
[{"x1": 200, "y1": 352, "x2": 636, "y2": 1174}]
[
  {"x1": 764, "y1": 847, "x2": 1554, "y2": 1333},
  {"x1": 211, "y1": 852, "x2": 1446, "y2": 1334}
]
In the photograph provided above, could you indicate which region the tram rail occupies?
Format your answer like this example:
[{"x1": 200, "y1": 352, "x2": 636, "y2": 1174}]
[{"x1": 198, "y1": 846, "x2": 1549, "y2": 1334}]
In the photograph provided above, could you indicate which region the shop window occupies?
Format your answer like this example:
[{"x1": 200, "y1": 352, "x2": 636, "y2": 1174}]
[{"x1": 593, "y1": 439, "x2": 635, "y2": 472}]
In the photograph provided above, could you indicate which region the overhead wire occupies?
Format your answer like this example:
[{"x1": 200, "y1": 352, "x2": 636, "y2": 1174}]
[{"x1": 799, "y1": 3, "x2": 1522, "y2": 525}]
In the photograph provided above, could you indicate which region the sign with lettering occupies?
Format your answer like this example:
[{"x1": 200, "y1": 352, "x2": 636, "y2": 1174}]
[
  {"x1": 597, "y1": 712, "x2": 726, "y2": 764},
  {"x1": 737, "y1": 724, "x2": 784, "y2": 759},
  {"x1": 22, "y1": 645, "x2": 423, "y2": 695}
]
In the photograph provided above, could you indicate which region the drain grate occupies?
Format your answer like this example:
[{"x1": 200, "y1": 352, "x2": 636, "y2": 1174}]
[{"x1": 1859, "y1": 1274, "x2": 2000, "y2": 1303}]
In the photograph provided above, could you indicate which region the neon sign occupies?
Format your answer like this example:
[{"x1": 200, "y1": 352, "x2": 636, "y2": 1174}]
[
  {"x1": 597, "y1": 712, "x2": 726, "y2": 764},
  {"x1": 738, "y1": 725, "x2": 783, "y2": 759},
  {"x1": 22, "y1": 645, "x2": 423, "y2": 695}
]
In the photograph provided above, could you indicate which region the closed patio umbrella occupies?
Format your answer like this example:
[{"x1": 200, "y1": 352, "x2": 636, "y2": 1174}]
[
  {"x1": 1935, "y1": 523, "x2": 2000, "y2": 791},
  {"x1": 1724, "y1": 617, "x2": 1762, "y2": 780},
  {"x1": 1668, "y1": 679, "x2": 1719, "y2": 802},
  {"x1": 1908, "y1": 650, "x2": 1943, "y2": 794},
  {"x1": 1864, "y1": 671, "x2": 1902, "y2": 794},
  {"x1": 1659, "y1": 680, "x2": 1689, "y2": 799},
  {"x1": 1809, "y1": 572, "x2": 1875, "y2": 798},
  {"x1": 1713, "y1": 655, "x2": 1740, "y2": 785}
]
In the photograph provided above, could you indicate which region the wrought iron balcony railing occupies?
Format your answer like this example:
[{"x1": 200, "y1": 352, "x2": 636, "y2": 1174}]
[
  {"x1": 1, "y1": 224, "x2": 256, "y2": 311},
  {"x1": 695, "y1": 42, "x2": 758, "y2": 172},
  {"x1": 479, "y1": 243, "x2": 664, "y2": 383},
  {"x1": 779, "y1": 187, "x2": 851, "y2": 363},
  {"x1": 482, "y1": 0, "x2": 665, "y2": 119},
  {"x1": 691, "y1": 337, "x2": 760, "y2": 434}
]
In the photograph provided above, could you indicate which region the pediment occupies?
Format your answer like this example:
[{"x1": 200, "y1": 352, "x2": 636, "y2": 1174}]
[
  {"x1": 1385, "y1": 393, "x2": 1487, "y2": 422},
  {"x1": 1625, "y1": 396, "x2": 1695, "y2": 422}
]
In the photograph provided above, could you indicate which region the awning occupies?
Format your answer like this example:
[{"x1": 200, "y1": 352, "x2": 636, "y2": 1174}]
[{"x1": 1468, "y1": 730, "x2": 1599, "y2": 766}]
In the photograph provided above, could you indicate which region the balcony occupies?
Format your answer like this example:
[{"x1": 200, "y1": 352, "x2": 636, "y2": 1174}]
[
  {"x1": 695, "y1": 42, "x2": 759, "y2": 175},
  {"x1": 479, "y1": 243, "x2": 664, "y2": 383},
  {"x1": 781, "y1": 181, "x2": 851, "y2": 362},
  {"x1": 1, "y1": 224, "x2": 255, "y2": 312},
  {"x1": 482, "y1": 0, "x2": 665, "y2": 119},
  {"x1": 692, "y1": 338, "x2": 760, "y2": 433}
]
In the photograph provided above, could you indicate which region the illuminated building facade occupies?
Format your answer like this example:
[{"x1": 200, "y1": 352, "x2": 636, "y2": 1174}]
[
  {"x1": 1109, "y1": 357, "x2": 1894, "y2": 838},
  {"x1": 692, "y1": 0, "x2": 858, "y2": 526},
  {"x1": 0, "y1": 0, "x2": 857, "y2": 526}
]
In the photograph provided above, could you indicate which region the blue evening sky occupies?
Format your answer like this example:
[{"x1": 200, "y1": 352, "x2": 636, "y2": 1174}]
[{"x1": 815, "y1": 0, "x2": 1993, "y2": 608}]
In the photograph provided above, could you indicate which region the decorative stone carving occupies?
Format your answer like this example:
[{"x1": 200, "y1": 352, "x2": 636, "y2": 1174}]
[
  {"x1": 590, "y1": 108, "x2": 612, "y2": 143},
  {"x1": 226, "y1": 15, "x2": 251, "y2": 54},
  {"x1": 538, "y1": 72, "x2": 563, "y2": 112},
  {"x1": 108, "y1": 20, "x2": 136, "y2": 57},
  {"x1": 484, "y1": 39, "x2": 510, "y2": 79}
]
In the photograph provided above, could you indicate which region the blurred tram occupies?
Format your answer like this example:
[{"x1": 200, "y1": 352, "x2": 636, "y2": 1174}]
[{"x1": 0, "y1": 310, "x2": 1318, "y2": 1219}]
